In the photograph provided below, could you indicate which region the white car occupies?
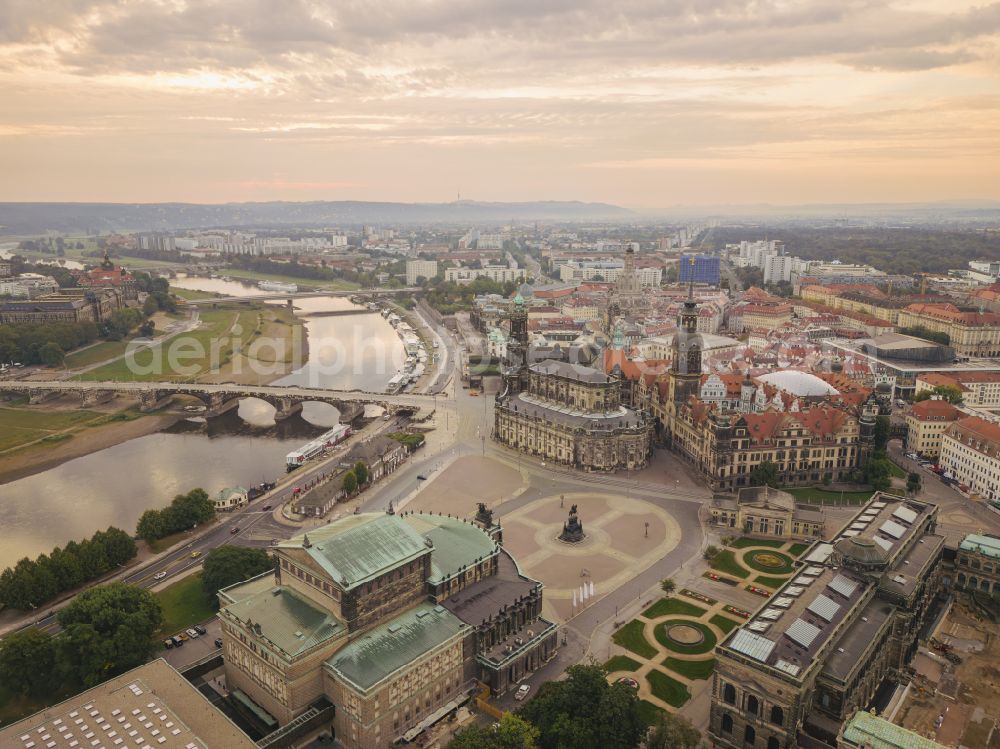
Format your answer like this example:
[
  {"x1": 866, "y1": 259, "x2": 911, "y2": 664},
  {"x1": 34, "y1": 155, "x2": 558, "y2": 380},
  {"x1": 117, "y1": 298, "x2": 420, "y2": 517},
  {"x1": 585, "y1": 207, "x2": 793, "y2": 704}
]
[
  {"x1": 186, "y1": 628, "x2": 200, "y2": 639},
  {"x1": 153, "y1": 571, "x2": 167, "y2": 580},
  {"x1": 514, "y1": 684, "x2": 531, "y2": 701}
]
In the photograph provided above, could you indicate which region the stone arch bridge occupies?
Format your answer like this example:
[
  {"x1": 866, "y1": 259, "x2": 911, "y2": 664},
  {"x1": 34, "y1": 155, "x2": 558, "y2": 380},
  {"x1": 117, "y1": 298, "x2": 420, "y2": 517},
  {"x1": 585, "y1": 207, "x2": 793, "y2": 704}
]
[{"x1": 0, "y1": 381, "x2": 437, "y2": 421}]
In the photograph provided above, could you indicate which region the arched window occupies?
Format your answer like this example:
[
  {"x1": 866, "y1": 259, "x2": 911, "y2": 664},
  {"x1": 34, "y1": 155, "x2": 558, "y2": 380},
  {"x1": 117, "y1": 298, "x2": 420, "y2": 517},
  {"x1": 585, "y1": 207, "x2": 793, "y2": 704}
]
[
  {"x1": 768, "y1": 738, "x2": 780, "y2": 749},
  {"x1": 721, "y1": 714, "x2": 733, "y2": 734},
  {"x1": 723, "y1": 683, "x2": 736, "y2": 705},
  {"x1": 770, "y1": 706, "x2": 784, "y2": 725},
  {"x1": 746, "y1": 695, "x2": 760, "y2": 715},
  {"x1": 745, "y1": 725, "x2": 756, "y2": 745}
]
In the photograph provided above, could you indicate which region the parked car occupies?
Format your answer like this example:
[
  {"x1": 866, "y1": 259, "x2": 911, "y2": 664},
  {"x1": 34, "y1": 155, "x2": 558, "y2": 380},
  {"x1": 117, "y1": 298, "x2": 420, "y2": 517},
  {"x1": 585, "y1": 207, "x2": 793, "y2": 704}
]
[
  {"x1": 514, "y1": 684, "x2": 531, "y2": 701},
  {"x1": 171, "y1": 636, "x2": 185, "y2": 647},
  {"x1": 186, "y1": 628, "x2": 200, "y2": 639},
  {"x1": 214, "y1": 638, "x2": 224, "y2": 648},
  {"x1": 194, "y1": 625, "x2": 207, "y2": 635},
  {"x1": 176, "y1": 632, "x2": 189, "y2": 641},
  {"x1": 163, "y1": 639, "x2": 174, "y2": 649}
]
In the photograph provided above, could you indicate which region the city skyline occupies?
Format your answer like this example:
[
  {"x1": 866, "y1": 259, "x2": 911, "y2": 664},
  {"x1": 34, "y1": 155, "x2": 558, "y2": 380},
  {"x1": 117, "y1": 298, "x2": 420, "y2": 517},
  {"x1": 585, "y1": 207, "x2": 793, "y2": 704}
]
[{"x1": 2, "y1": 0, "x2": 1000, "y2": 209}]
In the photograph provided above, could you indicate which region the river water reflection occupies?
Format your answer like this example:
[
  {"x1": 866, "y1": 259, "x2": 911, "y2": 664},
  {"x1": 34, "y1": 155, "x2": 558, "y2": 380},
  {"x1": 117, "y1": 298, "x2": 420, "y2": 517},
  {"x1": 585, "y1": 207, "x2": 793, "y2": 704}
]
[{"x1": 0, "y1": 276, "x2": 406, "y2": 567}]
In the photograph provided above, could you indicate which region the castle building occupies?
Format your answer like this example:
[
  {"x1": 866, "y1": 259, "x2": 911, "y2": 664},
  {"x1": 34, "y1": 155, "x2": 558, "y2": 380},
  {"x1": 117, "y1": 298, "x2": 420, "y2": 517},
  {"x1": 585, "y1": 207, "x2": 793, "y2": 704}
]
[
  {"x1": 606, "y1": 245, "x2": 651, "y2": 324},
  {"x1": 493, "y1": 295, "x2": 652, "y2": 471},
  {"x1": 710, "y1": 493, "x2": 945, "y2": 749},
  {"x1": 219, "y1": 510, "x2": 557, "y2": 749}
]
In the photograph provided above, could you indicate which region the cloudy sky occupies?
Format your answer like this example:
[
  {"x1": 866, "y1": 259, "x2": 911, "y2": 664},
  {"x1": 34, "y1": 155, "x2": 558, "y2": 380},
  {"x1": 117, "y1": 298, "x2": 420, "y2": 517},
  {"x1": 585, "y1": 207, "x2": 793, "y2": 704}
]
[{"x1": 1, "y1": 0, "x2": 999, "y2": 210}]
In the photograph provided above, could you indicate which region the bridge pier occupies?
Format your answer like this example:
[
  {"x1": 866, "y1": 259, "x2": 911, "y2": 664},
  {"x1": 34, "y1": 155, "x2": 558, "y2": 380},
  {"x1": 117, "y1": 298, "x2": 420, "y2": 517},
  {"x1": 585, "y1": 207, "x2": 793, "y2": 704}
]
[
  {"x1": 203, "y1": 392, "x2": 241, "y2": 418},
  {"x1": 337, "y1": 402, "x2": 364, "y2": 423},
  {"x1": 81, "y1": 389, "x2": 116, "y2": 407},
  {"x1": 139, "y1": 390, "x2": 174, "y2": 413},
  {"x1": 273, "y1": 397, "x2": 303, "y2": 421},
  {"x1": 28, "y1": 389, "x2": 61, "y2": 405}
]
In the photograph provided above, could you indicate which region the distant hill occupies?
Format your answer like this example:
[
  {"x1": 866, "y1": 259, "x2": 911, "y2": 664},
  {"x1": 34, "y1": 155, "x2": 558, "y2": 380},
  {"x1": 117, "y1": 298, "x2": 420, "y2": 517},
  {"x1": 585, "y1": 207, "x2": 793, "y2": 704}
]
[{"x1": 0, "y1": 200, "x2": 632, "y2": 235}]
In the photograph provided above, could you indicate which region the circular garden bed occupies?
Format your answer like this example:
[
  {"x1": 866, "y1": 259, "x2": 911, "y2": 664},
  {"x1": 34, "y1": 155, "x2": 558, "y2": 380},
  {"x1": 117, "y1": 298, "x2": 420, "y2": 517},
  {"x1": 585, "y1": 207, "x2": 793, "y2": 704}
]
[
  {"x1": 654, "y1": 619, "x2": 717, "y2": 655},
  {"x1": 744, "y1": 549, "x2": 795, "y2": 575}
]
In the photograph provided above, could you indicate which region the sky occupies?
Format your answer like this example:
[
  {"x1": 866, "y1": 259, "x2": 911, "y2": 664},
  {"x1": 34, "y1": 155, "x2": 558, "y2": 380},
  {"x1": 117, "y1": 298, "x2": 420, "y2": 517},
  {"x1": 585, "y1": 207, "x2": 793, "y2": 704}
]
[{"x1": 1, "y1": 0, "x2": 999, "y2": 211}]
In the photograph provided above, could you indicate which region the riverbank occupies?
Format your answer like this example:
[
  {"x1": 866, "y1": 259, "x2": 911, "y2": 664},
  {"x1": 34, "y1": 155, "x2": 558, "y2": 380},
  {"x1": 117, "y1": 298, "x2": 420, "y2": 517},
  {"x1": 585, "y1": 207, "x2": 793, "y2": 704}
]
[{"x1": 0, "y1": 401, "x2": 178, "y2": 484}]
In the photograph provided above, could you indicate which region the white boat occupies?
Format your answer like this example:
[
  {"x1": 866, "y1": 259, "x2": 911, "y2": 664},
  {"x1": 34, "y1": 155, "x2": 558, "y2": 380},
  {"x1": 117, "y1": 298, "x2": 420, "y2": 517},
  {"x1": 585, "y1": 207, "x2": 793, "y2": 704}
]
[
  {"x1": 258, "y1": 280, "x2": 298, "y2": 293},
  {"x1": 285, "y1": 424, "x2": 352, "y2": 470}
]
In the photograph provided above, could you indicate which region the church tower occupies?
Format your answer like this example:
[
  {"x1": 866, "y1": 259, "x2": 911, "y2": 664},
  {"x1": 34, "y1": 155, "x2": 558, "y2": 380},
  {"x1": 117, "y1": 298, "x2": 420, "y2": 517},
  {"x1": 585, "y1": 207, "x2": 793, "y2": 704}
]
[
  {"x1": 669, "y1": 269, "x2": 703, "y2": 404},
  {"x1": 502, "y1": 293, "x2": 530, "y2": 394},
  {"x1": 858, "y1": 393, "x2": 880, "y2": 466}
]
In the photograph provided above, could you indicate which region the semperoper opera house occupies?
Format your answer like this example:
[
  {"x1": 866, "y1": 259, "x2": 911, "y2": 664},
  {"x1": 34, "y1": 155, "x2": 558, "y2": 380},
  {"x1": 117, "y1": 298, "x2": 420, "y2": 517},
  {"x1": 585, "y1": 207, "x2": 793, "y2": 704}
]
[
  {"x1": 710, "y1": 493, "x2": 945, "y2": 749},
  {"x1": 218, "y1": 508, "x2": 557, "y2": 749},
  {"x1": 493, "y1": 294, "x2": 652, "y2": 471}
]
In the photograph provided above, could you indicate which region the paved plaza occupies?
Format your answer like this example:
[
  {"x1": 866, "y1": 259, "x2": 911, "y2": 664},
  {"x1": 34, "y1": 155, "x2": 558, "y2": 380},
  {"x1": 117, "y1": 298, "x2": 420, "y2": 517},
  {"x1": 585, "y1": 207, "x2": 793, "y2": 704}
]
[{"x1": 404, "y1": 455, "x2": 686, "y2": 623}]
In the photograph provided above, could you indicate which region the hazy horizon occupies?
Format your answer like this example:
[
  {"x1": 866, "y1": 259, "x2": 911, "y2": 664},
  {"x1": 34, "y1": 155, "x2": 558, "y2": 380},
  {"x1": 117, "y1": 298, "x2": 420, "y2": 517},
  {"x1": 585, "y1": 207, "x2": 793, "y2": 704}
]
[{"x1": 2, "y1": 0, "x2": 1000, "y2": 209}]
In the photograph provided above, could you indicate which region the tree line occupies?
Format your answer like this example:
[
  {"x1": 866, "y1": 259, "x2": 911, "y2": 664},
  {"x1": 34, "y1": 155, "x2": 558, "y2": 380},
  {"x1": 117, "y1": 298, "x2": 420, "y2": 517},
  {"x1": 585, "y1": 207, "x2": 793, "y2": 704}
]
[
  {"x1": 136, "y1": 488, "x2": 216, "y2": 543},
  {"x1": 424, "y1": 277, "x2": 519, "y2": 315},
  {"x1": 0, "y1": 583, "x2": 162, "y2": 696},
  {"x1": 446, "y1": 665, "x2": 703, "y2": 749},
  {"x1": 0, "y1": 528, "x2": 137, "y2": 611}
]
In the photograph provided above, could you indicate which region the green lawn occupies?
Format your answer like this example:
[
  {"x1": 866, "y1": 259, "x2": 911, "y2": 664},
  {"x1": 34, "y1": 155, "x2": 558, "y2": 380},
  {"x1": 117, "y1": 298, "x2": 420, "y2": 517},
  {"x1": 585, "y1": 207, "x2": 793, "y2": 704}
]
[
  {"x1": 663, "y1": 657, "x2": 716, "y2": 681},
  {"x1": 0, "y1": 406, "x2": 105, "y2": 452},
  {"x1": 744, "y1": 550, "x2": 795, "y2": 575},
  {"x1": 170, "y1": 286, "x2": 222, "y2": 300},
  {"x1": 709, "y1": 614, "x2": 740, "y2": 635},
  {"x1": 788, "y1": 542, "x2": 810, "y2": 557},
  {"x1": 754, "y1": 575, "x2": 792, "y2": 589},
  {"x1": 604, "y1": 655, "x2": 643, "y2": 673},
  {"x1": 710, "y1": 550, "x2": 750, "y2": 579},
  {"x1": 730, "y1": 537, "x2": 785, "y2": 549},
  {"x1": 75, "y1": 307, "x2": 263, "y2": 382},
  {"x1": 887, "y1": 460, "x2": 907, "y2": 479},
  {"x1": 637, "y1": 699, "x2": 665, "y2": 727},
  {"x1": 223, "y1": 267, "x2": 358, "y2": 290},
  {"x1": 645, "y1": 670, "x2": 691, "y2": 708},
  {"x1": 612, "y1": 619, "x2": 658, "y2": 659},
  {"x1": 654, "y1": 620, "x2": 718, "y2": 655},
  {"x1": 784, "y1": 487, "x2": 874, "y2": 505},
  {"x1": 155, "y1": 573, "x2": 216, "y2": 640},
  {"x1": 642, "y1": 597, "x2": 707, "y2": 619},
  {"x1": 63, "y1": 339, "x2": 134, "y2": 369}
]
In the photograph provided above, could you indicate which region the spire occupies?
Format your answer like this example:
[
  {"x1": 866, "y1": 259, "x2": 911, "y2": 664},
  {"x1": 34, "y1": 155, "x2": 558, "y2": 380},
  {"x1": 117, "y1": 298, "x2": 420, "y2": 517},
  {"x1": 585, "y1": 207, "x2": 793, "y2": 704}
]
[
  {"x1": 687, "y1": 255, "x2": 696, "y2": 300},
  {"x1": 302, "y1": 533, "x2": 311, "y2": 549},
  {"x1": 100, "y1": 247, "x2": 114, "y2": 271}
]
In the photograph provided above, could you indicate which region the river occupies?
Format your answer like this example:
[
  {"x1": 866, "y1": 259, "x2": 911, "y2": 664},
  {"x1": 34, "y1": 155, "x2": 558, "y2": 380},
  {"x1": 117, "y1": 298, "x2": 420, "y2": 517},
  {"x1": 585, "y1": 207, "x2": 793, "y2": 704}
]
[{"x1": 0, "y1": 274, "x2": 407, "y2": 568}]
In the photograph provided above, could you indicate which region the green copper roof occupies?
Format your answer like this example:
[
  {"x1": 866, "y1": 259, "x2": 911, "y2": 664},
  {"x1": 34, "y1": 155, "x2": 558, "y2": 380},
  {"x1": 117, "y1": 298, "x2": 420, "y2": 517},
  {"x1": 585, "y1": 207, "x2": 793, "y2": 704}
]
[
  {"x1": 841, "y1": 710, "x2": 947, "y2": 749},
  {"x1": 513, "y1": 293, "x2": 524, "y2": 306},
  {"x1": 401, "y1": 513, "x2": 498, "y2": 584},
  {"x1": 222, "y1": 584, "x2": 345, "y2": 659},
  {"x1": 960, "y1": 534, "x2": 1000, "y2": 559},
  {"x1": 276, "y1": 513, "x2": 429, "y2": 591},
  {"x1": 325, "y1": 602, "x2": 465, "y2": 693}
]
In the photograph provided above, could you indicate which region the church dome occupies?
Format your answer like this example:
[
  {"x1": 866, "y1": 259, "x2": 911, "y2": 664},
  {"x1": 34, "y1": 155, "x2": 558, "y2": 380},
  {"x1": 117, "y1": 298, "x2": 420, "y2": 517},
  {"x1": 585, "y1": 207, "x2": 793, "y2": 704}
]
[
  {"x1": 833, "y1": 536, "x2": 888, "y2": 568},
  {"x1": 757, "y1": 370, "x2": 839, "y2": 397}
]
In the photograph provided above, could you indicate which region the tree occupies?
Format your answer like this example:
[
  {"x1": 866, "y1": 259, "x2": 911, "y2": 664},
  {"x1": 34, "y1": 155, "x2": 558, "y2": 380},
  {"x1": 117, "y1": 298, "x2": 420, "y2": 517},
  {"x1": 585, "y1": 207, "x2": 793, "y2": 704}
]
[
  {"x1": 660, "y1": 578, "x2": 676, "y2": 595},
  {"x1": 907, "y1": 472, "x2": 922, "y2": 495},
  {"x1": 354, "y1": 461, "x2": 369, "y2": 486},
  {"x1": 518, "y1": 664, "x2": 645, "y2": 749},
  {"x1": 447, "y1": 714, "x2": 540, "y2": 749},
  {"x1": 57, "y1": 583, "x2": 162, "y2": 686},
  {"x1": 643, "y1": 712, "x2": 702, "y2": 749},
  {"x1": 703, "y1": 545, "x2": 720, "y2": 561},
  {"x1": 874, "y1": 416, "x2": 891, "y2": 452},
  {"x1": 0, "y1": 628, "x2": 57, "y2": 697},
  {"x1": 749, "y1": 461, "x2": 780, "y2": 488},
  {"x1": 202, "y1": 546, "x2": 274, "y2": 603},
  {"x1": 39, "y1": 341, "x2": 65, "y2": 367},
  {"x1": 342, "y1": 470, "x2": 358, "y2": 495},
  {"x1": 136, "y1": 509, "x2": 166, "y2": 542},
  {"x1": 862, "y1": 457, "x2": 893, "y2": 493},
  {"x1": 914, "y1": 385, "x2": 963, "y2": 405}
]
